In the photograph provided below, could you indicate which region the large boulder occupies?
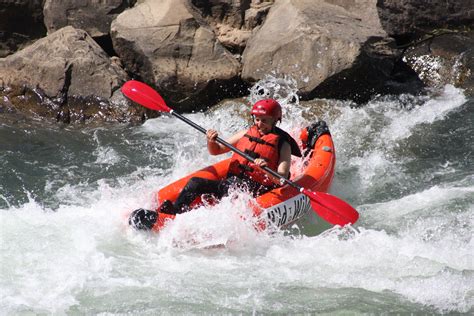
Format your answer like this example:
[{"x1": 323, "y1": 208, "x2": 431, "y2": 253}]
[
  {"x1": 0, "y1": 26, "x2": 127, "y2": 98},
  {"x1": 0, "y1": 26, "x2": 144, "y2": 123},
  {"x1": 377, "y1": 0, "x2": 474, "y2": 38},
  {"x1": 242, "y1": 0, "x2": 418, "y2": 102},
  {"x1": 111, "y1": 0, "x2": 242, "y2": 111},
  {"x1": 43, "y1": 0, "x2": 136, "y2": 38},
  {"x1": 0, "y1": 0, "x2": 46, "y2": 57}
]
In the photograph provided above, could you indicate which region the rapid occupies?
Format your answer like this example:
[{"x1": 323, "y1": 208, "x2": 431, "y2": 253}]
[{"x1": 1, "y1": 77, "x2": 473, "y2": 314}]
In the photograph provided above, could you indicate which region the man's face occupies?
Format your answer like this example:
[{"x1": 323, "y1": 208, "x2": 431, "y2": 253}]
[{"x1": 254, "y1": 115, "x2": 275, "y2": 135}]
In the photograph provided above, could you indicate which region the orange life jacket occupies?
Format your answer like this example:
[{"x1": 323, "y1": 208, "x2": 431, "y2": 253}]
[{"x1": 228, "y1": 125, "x2": 281, "y2": 187}]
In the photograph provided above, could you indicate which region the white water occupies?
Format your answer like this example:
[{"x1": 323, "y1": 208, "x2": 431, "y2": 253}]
[{"x1": 1, "y1": 78, "x2": 473, "y2": 314}]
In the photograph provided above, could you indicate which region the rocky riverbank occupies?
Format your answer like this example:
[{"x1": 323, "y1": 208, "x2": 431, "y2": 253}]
[{"x1": 0, "y1": 0, "x2": 472, "y2": 123}]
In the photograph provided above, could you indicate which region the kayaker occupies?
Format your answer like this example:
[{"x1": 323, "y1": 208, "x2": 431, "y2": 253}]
[
  {"x1": 128, "y1": 99, "x2": 302, "y2": 230},
  {"x1": 157, "y1": 99, "x2": 302, "y2": 215}
]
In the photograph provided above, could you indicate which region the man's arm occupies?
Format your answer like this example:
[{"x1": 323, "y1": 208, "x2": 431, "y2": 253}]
[
  {"x1": 207, "y1": 129, "x2": 246, "y2": 155},
  {"x1": 276, "y1": 141, "x2": 291, "y2": 178}
]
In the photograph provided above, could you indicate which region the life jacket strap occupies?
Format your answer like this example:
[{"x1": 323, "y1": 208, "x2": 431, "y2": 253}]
[
  {"x1": 244, "y1": 134, "x2": 275, "y2": 147},
  {"x1": 244, "y1": 149, "x2": 260, "y2": 159}
]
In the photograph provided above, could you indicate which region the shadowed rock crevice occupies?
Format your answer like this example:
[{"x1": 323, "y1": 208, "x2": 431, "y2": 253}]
[{"x1": 94, "y1": 34, "x2": 118, "y2": 58}]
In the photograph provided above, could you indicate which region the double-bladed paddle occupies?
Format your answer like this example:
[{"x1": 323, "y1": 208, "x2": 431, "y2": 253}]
[{"x1": 122, "y1": 80, "x2": 359, "y2": 226}]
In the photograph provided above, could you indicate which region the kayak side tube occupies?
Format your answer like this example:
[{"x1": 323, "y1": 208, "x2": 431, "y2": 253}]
[{"x1": 255, "y1": 133, "x2": 335, "y2": 229}]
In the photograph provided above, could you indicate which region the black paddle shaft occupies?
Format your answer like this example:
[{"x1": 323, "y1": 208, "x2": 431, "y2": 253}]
[{"x1": 171, "y1": 111, "x2": 297, "y2": 189}]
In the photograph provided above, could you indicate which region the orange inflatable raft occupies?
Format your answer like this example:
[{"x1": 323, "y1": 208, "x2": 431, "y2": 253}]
[{"x1": 150, "y1": 121, "x2": 335, "y2": 232}]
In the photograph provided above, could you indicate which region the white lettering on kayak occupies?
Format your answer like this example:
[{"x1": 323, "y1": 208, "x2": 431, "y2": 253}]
[{"x1": 264, "y1": 193, "x2": 311, "y2": 227}]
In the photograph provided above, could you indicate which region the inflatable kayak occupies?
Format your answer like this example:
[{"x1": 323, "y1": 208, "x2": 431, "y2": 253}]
[{"x1": 149, "y1": 121, "x2": 335, "y2": 232}]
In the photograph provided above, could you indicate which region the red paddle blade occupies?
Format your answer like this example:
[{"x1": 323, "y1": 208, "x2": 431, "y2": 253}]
[
  {"x1": 121, "y1": 80, "x2": 172, "y2": 112},
  {"x1": 302, "y1": 189, "x2": 359, "y2": 226}
]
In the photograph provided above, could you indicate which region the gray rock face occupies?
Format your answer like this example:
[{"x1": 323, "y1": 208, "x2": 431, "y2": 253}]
[
  {"x1": 43, "y1": 0, "x2": 136, "y2": 38},
  {"x1": 0, "y1": 26, "x2": 156, "y2": 123},
  {"x1": 377, "y1": 0, "x2": 474, "y2": 37},
  {"x1": 242, "y1": 0, "x2": 405, "y2": 101},
  {"x1": 0, "y1": 0, "x2": 46, "y2": 57},
  {"x1": 0, "y1": 26, "x2": 127, "y2": 99},
  {"x1": 111, "y1": 0, "x2": 241, "y2": 111}
]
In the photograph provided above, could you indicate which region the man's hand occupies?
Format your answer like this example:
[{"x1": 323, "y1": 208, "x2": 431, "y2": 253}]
[
  {"x1": 206, "y1": 129, "x2": 218, "y2": 143},
  {"x1": 253, "y1": 158, "x2": 268, "y2": 168}
]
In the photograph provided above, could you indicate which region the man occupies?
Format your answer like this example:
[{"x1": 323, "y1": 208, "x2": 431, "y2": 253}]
[{"x1": 129, "y1": 99, "x2": 301, "y2": 229}]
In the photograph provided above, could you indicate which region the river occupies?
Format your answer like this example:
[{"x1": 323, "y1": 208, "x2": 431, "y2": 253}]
[{"x1": 1, "y1": 78, "x2": 472, "y2": 314}]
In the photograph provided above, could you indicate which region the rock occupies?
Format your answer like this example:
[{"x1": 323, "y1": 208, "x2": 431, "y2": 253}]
[
  {"x1": 377, "y1": 0, "x2": 474, "y2": 38},
  {"x1": 242, "y1": 0, "x2": 418, "y2": 102},
  {"x1": 43, "y1": 0, "x2": 136, "y2": 38},
  {"x1": 376, "y1": 0, "x2": 474, "y2": 95},
  {"x1": 111, "y1": 0, "x2": 243, "y2": 112},
  {"x1": 0, "y1": 0, "x2": 46, "y2": 57},
  {"x1": 2, "y1": 0, "x2": 471, "y2": 122},
  {"x1": 0, "y1": 26, "x2": 148, "y2": 123},
  {"x1": 0, "y1": 26, "x2": 127, "y2": 98},
  {"x1": 404, "y1": 31, "x2": 474, "y2": 96}
]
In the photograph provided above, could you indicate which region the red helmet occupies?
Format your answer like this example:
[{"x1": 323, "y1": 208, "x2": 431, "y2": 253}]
[{"x1": 250, "y1": 99, "x2": 282, "y2": 121}]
